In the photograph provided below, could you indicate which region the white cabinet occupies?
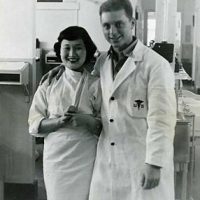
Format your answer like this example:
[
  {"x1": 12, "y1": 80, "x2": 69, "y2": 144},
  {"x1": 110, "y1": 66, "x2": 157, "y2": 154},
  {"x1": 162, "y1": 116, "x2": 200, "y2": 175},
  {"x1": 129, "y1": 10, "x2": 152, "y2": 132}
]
[{"x1": 0, "y1": 62, "x2": 35, "y2": 184}]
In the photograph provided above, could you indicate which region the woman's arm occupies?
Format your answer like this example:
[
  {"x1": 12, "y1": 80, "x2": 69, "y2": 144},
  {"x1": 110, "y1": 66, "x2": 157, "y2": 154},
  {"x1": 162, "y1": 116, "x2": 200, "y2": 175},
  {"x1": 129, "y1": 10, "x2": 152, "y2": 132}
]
[{"x1": 38, "y1": 115, "x2": 71, "y2": 133}]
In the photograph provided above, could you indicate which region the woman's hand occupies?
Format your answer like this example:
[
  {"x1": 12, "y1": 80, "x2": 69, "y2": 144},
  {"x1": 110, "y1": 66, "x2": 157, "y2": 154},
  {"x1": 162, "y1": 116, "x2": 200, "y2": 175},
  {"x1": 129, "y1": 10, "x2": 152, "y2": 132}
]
[
  {"x1": 39, "y1": 65, "x2": 65, "y2": 85},
  {"x1": 66, "y1": 112, "x2": 102, "y2": 136}
]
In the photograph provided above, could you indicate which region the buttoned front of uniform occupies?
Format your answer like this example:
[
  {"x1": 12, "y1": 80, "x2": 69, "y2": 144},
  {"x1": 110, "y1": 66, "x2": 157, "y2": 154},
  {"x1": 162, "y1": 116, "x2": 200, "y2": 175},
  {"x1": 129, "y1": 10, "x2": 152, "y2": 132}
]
[{"x1": 89, "y1": 40, "x2": 176, "y2": 200}]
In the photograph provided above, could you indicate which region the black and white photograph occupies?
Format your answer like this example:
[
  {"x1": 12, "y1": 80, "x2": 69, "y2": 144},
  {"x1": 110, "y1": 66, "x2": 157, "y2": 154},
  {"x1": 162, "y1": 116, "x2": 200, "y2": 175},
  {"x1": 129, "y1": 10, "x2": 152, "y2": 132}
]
[{"x1": 0, "y1": 0, "x2": 200, "y2": 200}]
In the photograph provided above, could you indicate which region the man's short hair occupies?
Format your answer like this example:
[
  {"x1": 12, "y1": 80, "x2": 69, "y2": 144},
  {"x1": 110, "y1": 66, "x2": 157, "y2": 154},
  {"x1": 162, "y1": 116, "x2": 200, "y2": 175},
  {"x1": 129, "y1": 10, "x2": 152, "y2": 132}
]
[{"x1": 99, "y1": 0, "x2": 133, "y2": 19}]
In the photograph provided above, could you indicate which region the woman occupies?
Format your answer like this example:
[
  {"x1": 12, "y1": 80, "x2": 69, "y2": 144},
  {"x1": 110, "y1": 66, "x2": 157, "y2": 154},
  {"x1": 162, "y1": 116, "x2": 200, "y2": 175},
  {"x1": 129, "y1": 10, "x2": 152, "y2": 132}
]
[{"x1": 28, "y1": 26, "x2": 102, "y2": 200}]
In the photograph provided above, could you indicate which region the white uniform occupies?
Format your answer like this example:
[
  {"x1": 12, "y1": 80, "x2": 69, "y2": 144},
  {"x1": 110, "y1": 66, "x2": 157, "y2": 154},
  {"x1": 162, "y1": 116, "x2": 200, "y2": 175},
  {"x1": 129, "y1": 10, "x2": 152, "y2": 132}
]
[
  {"x1": 29, "y1": 67, "x2": 101, "y2": 200},
  {"x1": 89, "y1": 40, "x2": 176, "y2": 200}
]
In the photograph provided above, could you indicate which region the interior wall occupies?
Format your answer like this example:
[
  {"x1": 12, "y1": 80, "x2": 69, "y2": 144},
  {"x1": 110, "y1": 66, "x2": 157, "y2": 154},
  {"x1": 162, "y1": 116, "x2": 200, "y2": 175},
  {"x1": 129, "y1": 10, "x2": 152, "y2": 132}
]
[
  {"x1": 140, "y1": 0, "x2": 155, "y2": 45},
  {"x1": 35, "y1": 0, "x2": 140, "y2": 52},
  {"x1": 0, "y1": 0, "x2": 35, "y2": 59},
  {"x1": 141, "y1": 0, "x2": 194, "y2": 62},
  {"x1": 36, "y1": 2, "x2": 79, "y2": 50},
  {"x1": 134, "y1": 0, "x2": 144, "y2": 41},
  {"x1": 178, "y1": 0, "x2": 195, "y2": 63},
  {"x1": 0, "y1": 0, "x2": 36, "y2": 184},
  {"x1": 194, "y1": 1, "x2": 200, "y2": 90},
  {"x1": 78, "y1": 0, "x2": 109, "y2": 51},
  {"x1": 141, "y1": 0, "x2": 155, "y2": 11},
  {"x1": 35, "y1": 0, "x2": 109, "y2": 51}
]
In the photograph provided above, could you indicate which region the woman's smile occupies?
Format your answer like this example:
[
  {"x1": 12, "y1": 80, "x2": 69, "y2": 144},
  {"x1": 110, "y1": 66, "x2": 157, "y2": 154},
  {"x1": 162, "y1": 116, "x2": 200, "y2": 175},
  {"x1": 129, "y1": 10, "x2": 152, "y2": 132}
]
[{"x1": 60, "y1": 39, "x2": 87, "y2": 70}]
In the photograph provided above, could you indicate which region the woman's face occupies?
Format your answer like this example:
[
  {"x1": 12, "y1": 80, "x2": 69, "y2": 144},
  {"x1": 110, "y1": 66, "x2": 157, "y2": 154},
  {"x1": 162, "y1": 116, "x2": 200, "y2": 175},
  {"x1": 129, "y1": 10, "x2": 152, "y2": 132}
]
[{"x1": 60, "y1": 39, "x2": 87, "y2": 71}]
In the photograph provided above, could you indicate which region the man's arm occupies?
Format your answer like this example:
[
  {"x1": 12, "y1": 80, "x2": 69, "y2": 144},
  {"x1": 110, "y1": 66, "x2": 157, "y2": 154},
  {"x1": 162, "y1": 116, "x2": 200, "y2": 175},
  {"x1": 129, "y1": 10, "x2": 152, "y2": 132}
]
[
  {"x1": 142, "y1": 59, "x2": 176, "y2": 190},
  {"x1": 39, "y1": 65, "x2": 65, "y2": 85}
]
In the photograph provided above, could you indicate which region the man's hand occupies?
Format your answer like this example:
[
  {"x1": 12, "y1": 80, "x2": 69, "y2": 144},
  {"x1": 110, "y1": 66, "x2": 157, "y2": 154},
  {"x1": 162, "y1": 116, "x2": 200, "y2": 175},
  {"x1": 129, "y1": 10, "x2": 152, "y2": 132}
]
[
  {"x1": 39, "y1": 65, "x2": 65, "y2": 85},
  {"x1": 141, "y1": 163, "x2": 161, "y2": 190}
]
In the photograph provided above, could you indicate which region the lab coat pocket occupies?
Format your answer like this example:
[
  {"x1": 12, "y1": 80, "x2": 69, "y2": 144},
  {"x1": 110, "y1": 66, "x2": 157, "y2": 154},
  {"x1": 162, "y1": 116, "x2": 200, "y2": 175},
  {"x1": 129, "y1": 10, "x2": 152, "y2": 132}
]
[{"x1": 127, "y1": 87, "x2": 148, "y2": 118}]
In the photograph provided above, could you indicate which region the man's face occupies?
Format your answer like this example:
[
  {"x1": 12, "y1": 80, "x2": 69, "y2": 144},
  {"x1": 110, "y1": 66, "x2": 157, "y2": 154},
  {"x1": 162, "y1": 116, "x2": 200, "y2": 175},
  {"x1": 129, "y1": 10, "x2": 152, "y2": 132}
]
[{"x1": 100, "y1": 9, "x2": 134, "y2": 51}]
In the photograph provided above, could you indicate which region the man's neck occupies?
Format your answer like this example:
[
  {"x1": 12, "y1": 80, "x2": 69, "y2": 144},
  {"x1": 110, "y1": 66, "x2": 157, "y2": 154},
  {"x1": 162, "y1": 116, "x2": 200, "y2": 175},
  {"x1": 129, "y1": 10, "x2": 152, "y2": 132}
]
[{"x1": 112, "y1": 36, "x2": 137, "y2": 58}]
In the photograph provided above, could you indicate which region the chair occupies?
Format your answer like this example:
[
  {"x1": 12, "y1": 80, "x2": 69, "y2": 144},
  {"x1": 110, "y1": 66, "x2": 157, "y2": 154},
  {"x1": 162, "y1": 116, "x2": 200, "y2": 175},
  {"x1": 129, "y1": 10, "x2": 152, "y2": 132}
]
[{"x1": 174, "y1": 121, "x2": 191, "y2": 200}]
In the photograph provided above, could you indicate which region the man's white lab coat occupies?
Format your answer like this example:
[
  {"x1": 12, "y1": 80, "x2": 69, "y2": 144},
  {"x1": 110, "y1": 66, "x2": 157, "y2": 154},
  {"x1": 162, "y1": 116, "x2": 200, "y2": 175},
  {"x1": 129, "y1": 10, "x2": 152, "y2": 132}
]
[{"x1": 89, "y1": 40, "x2": 176, "y2": 200}]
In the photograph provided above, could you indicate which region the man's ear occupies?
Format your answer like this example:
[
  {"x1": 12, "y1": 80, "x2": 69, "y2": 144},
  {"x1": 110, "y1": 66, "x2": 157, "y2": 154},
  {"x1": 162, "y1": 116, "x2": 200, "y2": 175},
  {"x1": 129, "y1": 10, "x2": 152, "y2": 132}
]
[{"x1": 131, "y1": 18, "x2": 136, "y2": 28}]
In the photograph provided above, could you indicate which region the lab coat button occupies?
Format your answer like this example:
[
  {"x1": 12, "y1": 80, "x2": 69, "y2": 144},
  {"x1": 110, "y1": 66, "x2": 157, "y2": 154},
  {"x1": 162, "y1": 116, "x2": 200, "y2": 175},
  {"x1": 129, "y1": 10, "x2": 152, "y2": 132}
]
[
  {"x1": 110, "y1": 142, "x2": 115, "y2": 146},
  {"x1": 109, "y1": 119, "x2": 114, "y2": 122},
  {"x1": 110, "y1": 96, "x2": 115, "y2": 101}
]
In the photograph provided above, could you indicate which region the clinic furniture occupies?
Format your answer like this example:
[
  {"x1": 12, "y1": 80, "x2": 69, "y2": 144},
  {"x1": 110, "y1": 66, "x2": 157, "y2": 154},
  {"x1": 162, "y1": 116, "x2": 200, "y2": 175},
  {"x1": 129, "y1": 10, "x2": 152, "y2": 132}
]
[
  {"x1": 0, "y1": 62, "x2": 36, "y2": 197},
  {"x1": 0, "y1": 145, "x2": 4, "y2": 200},
  {"x1": 174, "y1": 64, "x2": 199, "y2": 200},
  {"x1": 174, "y1": 87, "x2": 200, "y2": 200},
  {"x1": 174, "y1": 121, "x2": 191, "y2": 200}
]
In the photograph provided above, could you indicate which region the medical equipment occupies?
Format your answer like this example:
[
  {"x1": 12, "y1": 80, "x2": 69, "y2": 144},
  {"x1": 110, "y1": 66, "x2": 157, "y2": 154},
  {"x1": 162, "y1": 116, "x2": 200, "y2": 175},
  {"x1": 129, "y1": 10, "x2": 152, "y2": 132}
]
[
  {"x1": 152, "y1": 42, "x2": 174, "y2": 63},
  {"x1": 0, "y1": 62, "x2": 29, "y2": 85}
]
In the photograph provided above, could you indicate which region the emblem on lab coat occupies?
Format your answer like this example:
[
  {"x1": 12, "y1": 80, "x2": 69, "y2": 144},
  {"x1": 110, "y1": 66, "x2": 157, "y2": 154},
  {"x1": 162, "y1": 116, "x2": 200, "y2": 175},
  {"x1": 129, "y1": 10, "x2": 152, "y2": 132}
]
[{"x1": 133, "y1": 99, "x2": 144, "y2": 110}]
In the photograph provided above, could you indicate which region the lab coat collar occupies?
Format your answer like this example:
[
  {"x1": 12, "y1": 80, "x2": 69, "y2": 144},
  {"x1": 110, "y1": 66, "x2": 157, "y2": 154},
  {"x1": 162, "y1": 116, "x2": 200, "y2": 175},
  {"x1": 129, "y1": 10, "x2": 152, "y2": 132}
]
[
  {"x1": 101, "y1": 39, "x2": 145, "y2": 97},
  {"x1": 107, "y1": 36, "x2": 137, "y2": 60},
  {"x1": 111, "y1": 40, "x2": 145, "y2": 94},
  {"x1": 106, "y1": 38, "x2": 144, "y2": 62},
  {"x1": 101, "y1": 56, "x2": 137, "y2": 98},
  {"x1": 112, "y1": 57, "x2": 137, "y2": 94},
  {"x1": 128, "y1": 39, "x2": 144, "y2": 62}
]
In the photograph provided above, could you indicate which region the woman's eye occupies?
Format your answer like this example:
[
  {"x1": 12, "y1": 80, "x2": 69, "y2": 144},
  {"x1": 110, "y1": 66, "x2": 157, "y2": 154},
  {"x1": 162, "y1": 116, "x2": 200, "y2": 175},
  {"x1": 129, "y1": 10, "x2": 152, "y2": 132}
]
[{"x1": 76, "y1": 47, "x2": 82, "y2": 51}]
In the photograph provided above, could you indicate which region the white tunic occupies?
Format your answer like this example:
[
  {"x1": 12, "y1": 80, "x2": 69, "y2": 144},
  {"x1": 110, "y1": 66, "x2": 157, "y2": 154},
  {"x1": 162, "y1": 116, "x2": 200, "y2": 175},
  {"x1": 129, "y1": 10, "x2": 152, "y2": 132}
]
[
  {"x1": 89, "y1": 40, "x2": 176, "y2": 200},
  {"x1": 29, "y1": 67, "x2": 101, "y2": 200}
]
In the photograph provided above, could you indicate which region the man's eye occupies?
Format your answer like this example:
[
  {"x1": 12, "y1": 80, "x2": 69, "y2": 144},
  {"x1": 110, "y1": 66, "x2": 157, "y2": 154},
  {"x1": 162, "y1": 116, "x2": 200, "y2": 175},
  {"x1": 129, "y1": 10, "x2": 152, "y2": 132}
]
[
  {"x1": 63, "y1": 47, "x2": 70, "y2": 51},
  {"x1": 103, "y1": 24, "x2": 110, "y2": 30},
  {"x1": 116, "y1": 22, "x2": 123, "y2": 28}
]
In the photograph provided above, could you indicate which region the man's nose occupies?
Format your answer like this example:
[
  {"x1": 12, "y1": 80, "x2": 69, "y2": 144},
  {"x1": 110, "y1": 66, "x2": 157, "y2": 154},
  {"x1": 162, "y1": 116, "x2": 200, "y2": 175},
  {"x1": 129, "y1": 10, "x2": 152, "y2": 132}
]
[{"x1": 109, "y1": 25, "x2": 117, "y2": 35}]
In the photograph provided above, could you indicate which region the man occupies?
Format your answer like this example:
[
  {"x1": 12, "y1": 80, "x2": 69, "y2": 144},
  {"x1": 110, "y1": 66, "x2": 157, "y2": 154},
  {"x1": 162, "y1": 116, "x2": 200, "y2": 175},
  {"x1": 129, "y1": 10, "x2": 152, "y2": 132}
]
[
  {"x1": 88, "y1": 1, "x2": 176, "y2": 200},
  {"x1": 42, "y1": 0, "x2": 176, "y2": 199}
]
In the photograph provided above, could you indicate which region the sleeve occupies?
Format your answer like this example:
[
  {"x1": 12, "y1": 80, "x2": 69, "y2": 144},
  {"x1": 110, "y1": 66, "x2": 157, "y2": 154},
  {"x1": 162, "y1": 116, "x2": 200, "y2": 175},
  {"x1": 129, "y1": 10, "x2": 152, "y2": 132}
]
[
  {"x1": 91, "y1": 52, "x2": 107, "y2": 77},
  {"x1": 88, "y1": 77, "x2": 102, "y2": 138},
  {"x1": 28, "y1": 82, "x2": 49, "y2": 137},
  {"x1": 145, "y1": 59, "x2": 177, "y2": 167},
  {"x1": 89, "y1": 77, "x2": 102, "y2": 118}
]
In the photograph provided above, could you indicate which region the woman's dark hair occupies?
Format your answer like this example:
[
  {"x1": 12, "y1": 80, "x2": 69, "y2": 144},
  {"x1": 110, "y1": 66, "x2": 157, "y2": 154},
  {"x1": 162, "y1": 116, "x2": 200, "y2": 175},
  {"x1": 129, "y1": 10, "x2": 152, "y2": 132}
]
[
  {"x1": 99, "y1": 0, "x2": 133, "y2": 20},
  {"x1": 54, "y1": 26, "x2": 97, "y2": 64}
]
